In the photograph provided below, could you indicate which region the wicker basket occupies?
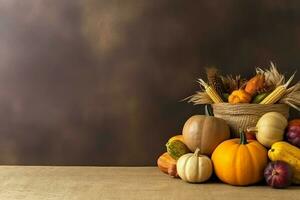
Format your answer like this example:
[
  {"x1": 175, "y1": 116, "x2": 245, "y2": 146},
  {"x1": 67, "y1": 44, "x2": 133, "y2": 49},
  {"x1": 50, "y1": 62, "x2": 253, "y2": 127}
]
[{"x1": 212, "y1": 103, "x2": 289, "y2": 137}]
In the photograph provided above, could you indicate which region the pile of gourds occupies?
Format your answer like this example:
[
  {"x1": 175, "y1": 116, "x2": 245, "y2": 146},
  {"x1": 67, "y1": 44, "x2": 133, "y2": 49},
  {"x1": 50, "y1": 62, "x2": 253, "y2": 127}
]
[{"x1": 157, "y1": 113, "x2": 300, "y2": 188}]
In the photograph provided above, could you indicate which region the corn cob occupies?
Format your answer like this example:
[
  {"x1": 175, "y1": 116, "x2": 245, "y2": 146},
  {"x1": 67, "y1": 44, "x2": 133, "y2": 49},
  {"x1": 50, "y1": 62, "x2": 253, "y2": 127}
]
[
  {"x1": 260, "y1": 72, "x2": 295, "y2": 104},
  {"x1": 198, "y1": 79, "x2": 223, "y2": 103}
]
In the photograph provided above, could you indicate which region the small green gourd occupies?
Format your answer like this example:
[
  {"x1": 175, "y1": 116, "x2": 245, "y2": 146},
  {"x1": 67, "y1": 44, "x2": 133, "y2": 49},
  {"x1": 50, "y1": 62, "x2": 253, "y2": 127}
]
[
  {"x1": 252, "y1": 92, "x2": 269, "y2": 103},
  {"x1": 166, "y1": 140, "x2": 190, "y2": 160}
]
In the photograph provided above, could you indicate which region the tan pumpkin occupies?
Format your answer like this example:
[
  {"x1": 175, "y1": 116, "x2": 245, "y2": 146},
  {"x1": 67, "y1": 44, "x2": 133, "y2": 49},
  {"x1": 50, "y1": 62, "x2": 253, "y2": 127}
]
[
  {"x1": 176, "y1": 148, "x2": 212, "y2": 183},
  {"x1": 183, "y1": 115, "x2": 230, "y2": 156},
  {"x1": 248, "y1": 112, "x2": 288, "y2": 148}
]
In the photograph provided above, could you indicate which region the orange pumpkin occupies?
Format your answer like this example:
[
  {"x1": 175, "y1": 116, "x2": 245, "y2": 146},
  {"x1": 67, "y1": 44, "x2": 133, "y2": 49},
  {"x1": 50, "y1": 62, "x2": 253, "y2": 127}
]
[
  {"x1": 228, "y1": 89, "x2": 252, "y2": 104},
  {"x1": 245, "y1": 74, "x2": 264, "y2": 95},
  {"x1": 212, "y1": 131, "x2": 268, "y2": 186}
]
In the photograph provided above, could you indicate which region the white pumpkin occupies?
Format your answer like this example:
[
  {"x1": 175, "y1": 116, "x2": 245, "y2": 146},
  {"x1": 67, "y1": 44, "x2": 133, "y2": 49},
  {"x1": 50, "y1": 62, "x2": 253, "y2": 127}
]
[
  {"x1": 254, "y1": 112, "x2": 288, "y2": 148},
  {"x1": 176, "y1": 148, "x2": 212, "y2": 183}
]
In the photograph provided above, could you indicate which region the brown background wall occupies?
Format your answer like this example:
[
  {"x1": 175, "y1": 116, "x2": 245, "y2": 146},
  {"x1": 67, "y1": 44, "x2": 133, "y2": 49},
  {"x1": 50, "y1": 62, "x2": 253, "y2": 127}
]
[{"x1": 0, "y1": 0, "x2": 299, "y2": 165}]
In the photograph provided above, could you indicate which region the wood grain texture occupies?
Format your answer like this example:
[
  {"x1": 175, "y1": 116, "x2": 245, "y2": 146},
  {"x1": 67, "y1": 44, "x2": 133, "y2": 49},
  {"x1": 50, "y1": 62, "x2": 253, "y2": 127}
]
[{"x1": 0, "y1": 166, "x2": 298, "y2": 200}]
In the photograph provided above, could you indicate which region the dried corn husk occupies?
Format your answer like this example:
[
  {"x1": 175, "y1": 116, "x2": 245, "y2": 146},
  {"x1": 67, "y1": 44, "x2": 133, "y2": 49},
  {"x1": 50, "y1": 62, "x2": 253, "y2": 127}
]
[
  {"x1": 279, "y1": 82, "x2": 300, "y2": 111},
  {"x1": 185, "y1": 91, "x2": 213, "y2": 105},
  {"x1": 206, "y1": 67, "x2": 224, "y2": 97},
  {"x1": 198, "y1": 79, "x2": 223, "y2": 103},
  {"x1": 260, "y1": 72, "x2": 295, "y2": 105},
  {"x1": 256, "y1": 62, "x2": 285, "y2": 92}
]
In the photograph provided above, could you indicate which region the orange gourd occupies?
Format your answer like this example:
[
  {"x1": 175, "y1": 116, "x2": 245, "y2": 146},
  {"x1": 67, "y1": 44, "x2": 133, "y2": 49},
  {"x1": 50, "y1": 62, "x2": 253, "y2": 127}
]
[
  {"x1": 212, "y1": 131, "x2": 268, "y2": 186},
  {"x1": 245, "y1": 74, "x2": 264, "y2": 95},
  {"x1": 228, "y1": 89, "x2": 252, "y2": 104},
  {"x1": 157, "y1": 152, "x2": 178, "y2": 177},
  {"x1": 288, "y1": 119, "x2": 300, "y2": 127}
]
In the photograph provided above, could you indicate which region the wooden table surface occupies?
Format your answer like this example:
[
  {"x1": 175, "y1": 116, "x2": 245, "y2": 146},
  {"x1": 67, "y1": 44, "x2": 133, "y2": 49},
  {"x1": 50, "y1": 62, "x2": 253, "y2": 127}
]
[{"x1": 0, "y1": 166, "x2": 298, "y2": 200}]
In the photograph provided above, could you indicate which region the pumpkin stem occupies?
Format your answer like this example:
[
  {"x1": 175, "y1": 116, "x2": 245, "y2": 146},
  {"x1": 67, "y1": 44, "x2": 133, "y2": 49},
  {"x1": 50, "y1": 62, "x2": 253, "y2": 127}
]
[
  {"x1": 239, "y1": 130, "x2": 248, "y2": 145},
  {"x1": 246, "y1": 127, "x2": 258, "y2": 133},
  {"x1": 204, "y1": 104, "x2": 214, "y2": 116},
  {"x1": 194, "y1": 148, "x2": 201, "y2": 157}
]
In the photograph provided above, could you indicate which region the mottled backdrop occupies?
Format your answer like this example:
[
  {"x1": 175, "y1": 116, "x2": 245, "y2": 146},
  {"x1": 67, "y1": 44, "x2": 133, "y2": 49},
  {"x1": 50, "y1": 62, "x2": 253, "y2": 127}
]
[{"x1": 0, "y1": 0, "x2": 299, "y2": 165}]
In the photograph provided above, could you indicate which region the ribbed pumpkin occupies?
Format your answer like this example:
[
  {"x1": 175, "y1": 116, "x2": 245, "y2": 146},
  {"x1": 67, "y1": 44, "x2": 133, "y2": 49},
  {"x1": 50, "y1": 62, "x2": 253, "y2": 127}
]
[
  {"x1": 212, "y1": 131, "x2": 268, "y2": 186},
  {"x1": 183, "y1": 115, "x2": 230, "y2": 156},
  {"x1": 177, "y1": 148, "x2": 213, "y2": 183},
  {"x1": 248, "y1": 112, "x2": 288, "y2": 148}
]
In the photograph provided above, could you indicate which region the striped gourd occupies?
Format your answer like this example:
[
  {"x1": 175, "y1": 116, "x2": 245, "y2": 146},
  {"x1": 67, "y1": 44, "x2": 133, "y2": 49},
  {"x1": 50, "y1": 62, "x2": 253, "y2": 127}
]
[
  {"x1": 198, "y1": 79, "x2": 223, "y2": 103},
  {"x1": 260, "y1": 73, "x2": 295, "y2": 104}
]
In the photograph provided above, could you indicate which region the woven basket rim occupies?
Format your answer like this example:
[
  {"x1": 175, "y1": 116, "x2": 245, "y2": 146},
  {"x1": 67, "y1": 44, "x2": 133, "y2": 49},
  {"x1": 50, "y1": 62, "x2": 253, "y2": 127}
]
[
  {"x1": 212, "y1": 103, "x2": 288, "y2": 108},
  {"x1": 212, "y1": 103, "x2": 289, "y2": 116}
]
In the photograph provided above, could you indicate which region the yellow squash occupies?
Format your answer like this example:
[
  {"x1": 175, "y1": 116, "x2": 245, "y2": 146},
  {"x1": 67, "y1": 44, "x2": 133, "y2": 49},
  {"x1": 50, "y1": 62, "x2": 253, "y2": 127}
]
[{"x1": 268, "y1": 141, "x2": 300, "y2": 184}]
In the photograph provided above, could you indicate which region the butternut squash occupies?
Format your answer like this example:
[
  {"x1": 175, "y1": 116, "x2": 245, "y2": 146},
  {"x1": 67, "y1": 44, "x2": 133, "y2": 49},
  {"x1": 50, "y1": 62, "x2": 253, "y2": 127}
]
[{"x1": 268, "y1": 141, "x2": 300, "y2": 184}]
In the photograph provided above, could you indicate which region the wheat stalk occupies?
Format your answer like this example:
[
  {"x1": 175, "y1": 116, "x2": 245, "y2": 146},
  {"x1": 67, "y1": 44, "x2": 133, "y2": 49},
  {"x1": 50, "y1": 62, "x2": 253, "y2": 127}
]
[{"x1": 220, "y1": 75, "x2": 247, "y2": 93}]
